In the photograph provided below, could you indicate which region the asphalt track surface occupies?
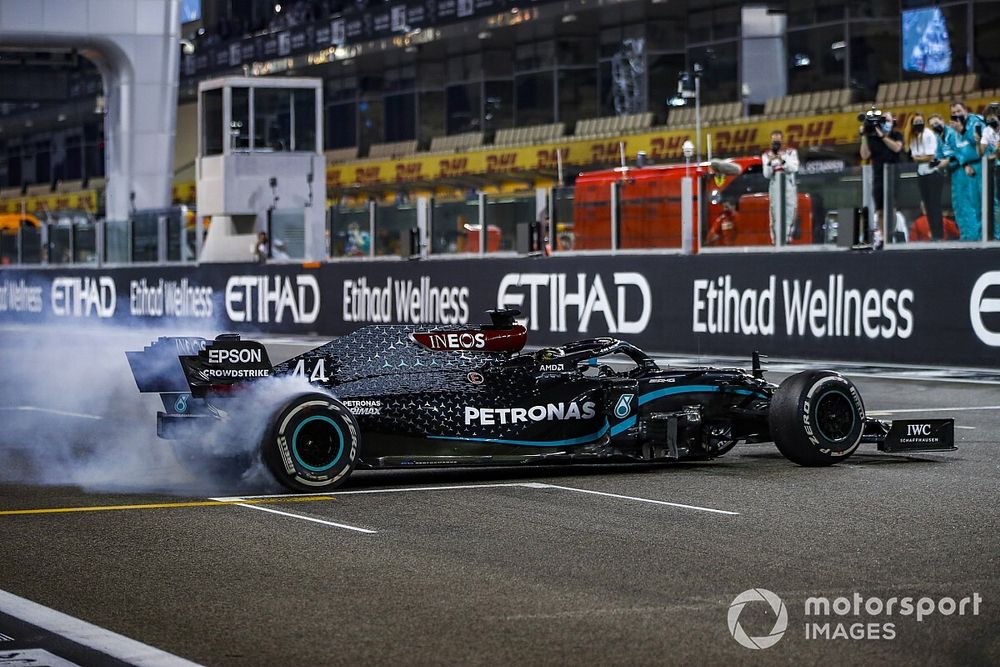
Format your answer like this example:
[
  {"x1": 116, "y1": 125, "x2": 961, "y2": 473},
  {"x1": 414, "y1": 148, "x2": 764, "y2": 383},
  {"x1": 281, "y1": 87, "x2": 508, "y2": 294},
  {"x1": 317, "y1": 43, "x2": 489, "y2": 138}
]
[{"x1": 0, "y1": 328, "x2": 998, "y2": 666}]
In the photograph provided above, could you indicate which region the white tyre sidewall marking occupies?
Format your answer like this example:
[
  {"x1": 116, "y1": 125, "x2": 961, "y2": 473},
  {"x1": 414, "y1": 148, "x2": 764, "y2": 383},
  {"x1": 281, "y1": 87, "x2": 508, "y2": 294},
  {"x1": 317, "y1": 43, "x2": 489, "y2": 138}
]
[
  {"x1": 275, "y1": 398, "x2": 358, "y2": 485},
  {"x1": 802, "y1": 376, "x2": 864, "y2": 457}
]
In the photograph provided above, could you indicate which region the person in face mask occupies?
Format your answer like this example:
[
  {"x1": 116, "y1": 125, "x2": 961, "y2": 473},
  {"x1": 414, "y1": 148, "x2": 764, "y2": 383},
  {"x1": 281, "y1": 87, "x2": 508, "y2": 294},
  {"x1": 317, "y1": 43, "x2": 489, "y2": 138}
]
[
  {"x1": 761, "y1": 129, "x2": 800, "y2": 245},
  {"x1": 860, "y1": 111, "x2": 903, "y2": 247},
  {"x1": 948, "y1": 101, "x2": 986, "y2": 240},
  {"x1": 977, "y1": 103, "x2": 999, "y2": 239},
  {"x1": 907, "y1": 112, "x2": 944, "y2": 240}
]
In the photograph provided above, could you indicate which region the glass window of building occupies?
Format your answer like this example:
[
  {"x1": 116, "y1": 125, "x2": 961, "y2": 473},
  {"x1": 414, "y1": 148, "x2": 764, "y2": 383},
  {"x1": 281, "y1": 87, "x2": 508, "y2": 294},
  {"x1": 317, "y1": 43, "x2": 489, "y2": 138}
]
[
  {"x1": 293, "y1": 88, "x2": 317, "y2": 151},
  {"x1": 484, "y1": 80, "x2": 514, "y2": 132},
  {"x1": 326, "y1": 76, "x2": 358, "y2": 149},
  {"x1": 201, "y1": 88, "x2": 223, "y2": 155},
  {"x1": 648, "y1": 53, "x2": 686, "y2": 123},
  {"x1": 787, "y1": 25, "x2": 847, "y2": 94},
  {"x1": 558, "y1": 68, "x2": 598, "y2": 126},
  {"x1": 327, "y1": 102, "x2": 357, "y2": 149},
  {"x1": 688, "y1": 42, "x2": 738, "y2": 104},
  {"x1": 419, "y1": 90, "x2": 445, "y2": 142},
  {"x1": 788, "y1": 0, "x2": 846, "y2": 28},
  {"x1": 515, "y1": 71, "x2": 554, "y2": 126},
  {"x1": 849, "y1": 21, "x2": 901, "y2": 96},
  {"x1": 974, "y1": 2, "x2": 1000, "y2": 88},
  {"x1": 231, "y1": 87, "x2": 250, "y2": 151},
  {"x1": 557, "y1": 36, "x2": 597, "y2": 68},
  {"x1": 358, "y1": 98, "x2": 385, "y2": 149},
  {"x1": 384, "y1": 92, "x2": 416, "y2": 142},
  {"x1": 850, "y1": 0, "x2": 901, "y2": 20},
  {"x1": 645, "y1": 18, "x2": 685, "y2": 53},
  {"x1": 446, "y1": 83, "x2": 481, "y2": 134},
  {"x1": 253, "y1": 88, "x2": 292, "y2": 151}
]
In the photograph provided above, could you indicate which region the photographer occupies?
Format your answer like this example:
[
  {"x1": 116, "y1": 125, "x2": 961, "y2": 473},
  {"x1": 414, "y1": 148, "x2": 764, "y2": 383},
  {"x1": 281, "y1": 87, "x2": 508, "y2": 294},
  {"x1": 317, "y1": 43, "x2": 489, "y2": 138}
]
[
  {"x1": 859, "y1": 110, "x2": 903, "y2": 246},
  {"x1": 761, "y1": 130, "x2": 799, "y2": 244},
  {"x1": 907, "y1": 112, "x2": 944, "y2": 240},
  {"x1": 948, "y1": 101, "x2": 986, "y2": 240}
]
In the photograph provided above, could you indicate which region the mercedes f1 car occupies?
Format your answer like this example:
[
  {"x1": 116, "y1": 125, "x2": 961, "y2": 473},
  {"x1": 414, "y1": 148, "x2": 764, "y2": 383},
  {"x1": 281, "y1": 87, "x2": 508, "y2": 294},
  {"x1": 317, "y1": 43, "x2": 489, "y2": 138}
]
[{"x1": 127, "y1": 310, "x2": 955, "y2": 492}]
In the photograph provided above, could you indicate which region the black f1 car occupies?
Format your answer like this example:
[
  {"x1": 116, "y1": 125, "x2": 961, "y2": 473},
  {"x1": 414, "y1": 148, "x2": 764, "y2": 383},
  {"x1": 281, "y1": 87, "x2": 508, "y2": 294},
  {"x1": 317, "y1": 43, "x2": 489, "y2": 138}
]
[{"x1": 128, "y1": 310, "x2": 954, "y2": 492}]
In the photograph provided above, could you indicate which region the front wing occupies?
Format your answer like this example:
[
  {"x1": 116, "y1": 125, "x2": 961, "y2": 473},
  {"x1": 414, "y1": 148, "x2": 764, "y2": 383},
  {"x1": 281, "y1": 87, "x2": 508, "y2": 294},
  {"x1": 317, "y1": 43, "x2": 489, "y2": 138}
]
[{"x1": 862, "y1": 418, "x2": 956, "y2": 453}]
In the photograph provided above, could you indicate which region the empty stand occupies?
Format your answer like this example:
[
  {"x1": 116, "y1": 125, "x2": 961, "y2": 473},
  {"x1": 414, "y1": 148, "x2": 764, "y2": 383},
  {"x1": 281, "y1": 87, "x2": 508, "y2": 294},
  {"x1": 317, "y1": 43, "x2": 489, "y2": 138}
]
[
  {"x1": 429, "y1": 132, "x2": 484, "y2": 152},
  {"x1": 325, "y1": 147, "x2": 359, "y2": 163},
  {"x1": 24, "y1": 183, "x2": 53, "y2": 196},
  {"x1": 367, "y1": 140, "x2": 418, "y2": 159},
  {"x1": 666, "y1": 102, "x2": 742, "y2": 128},
  {"x1": 575, "y1": 112, "x2": 653, "y2": 137},
  {"x1": 494, "y1": 122, "x2": 565, "y2": 146}
]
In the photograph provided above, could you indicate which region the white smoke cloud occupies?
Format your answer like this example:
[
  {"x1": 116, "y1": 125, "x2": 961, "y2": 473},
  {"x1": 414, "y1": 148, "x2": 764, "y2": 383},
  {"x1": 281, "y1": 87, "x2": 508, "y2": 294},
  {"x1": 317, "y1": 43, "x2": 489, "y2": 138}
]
[{"x1": 0, "y1": 321, "x2": 315, "y2": 496}]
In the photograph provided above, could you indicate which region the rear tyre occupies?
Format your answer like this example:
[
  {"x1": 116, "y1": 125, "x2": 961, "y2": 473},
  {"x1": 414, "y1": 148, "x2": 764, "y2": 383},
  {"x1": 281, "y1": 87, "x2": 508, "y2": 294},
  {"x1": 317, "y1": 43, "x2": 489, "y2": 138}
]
[
  {"x1": 769, "y1": 371, "x2": 865, "y2": 466},
  {"x1": 262, "y1": 392, "x2": 359, "y2": 493}
]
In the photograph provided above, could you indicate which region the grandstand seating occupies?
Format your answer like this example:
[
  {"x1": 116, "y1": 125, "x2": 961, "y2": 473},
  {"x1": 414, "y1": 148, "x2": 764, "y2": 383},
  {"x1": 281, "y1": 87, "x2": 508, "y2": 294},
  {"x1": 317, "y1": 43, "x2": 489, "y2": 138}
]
[
  {"x1": 667, "y1": 102, "x2": 742, "y2": 128},
  {"x1": 0, "y1": 186, "x2": 23, "y2": 199},
  {"x1": 575, "y1": 112, "x2": 653, "y2": 138},
  {"x1": 24, "y1": 183, "x2": 53, "y2": 196},
  {"x1": 875, "y1": 74, "x2": 978, "y2": 108},
  {"x1": 429, "y1": 132, "x2": 484, "y2": 153},
  {"x1": 761, "y1": 89, "x2": 852, "y2": 120},
  {"x1": 494, "y1": 122, "x2": 565, "y2": 146},
  {"x1": 367, "y1": 140, "x2": 419, "y2": 159},
  {"x1": 56, "y1": 179, "x2": 84, "y2": 193},
  {"x1": 325, "y1": 147, "x2": 359, "y2": 163}
]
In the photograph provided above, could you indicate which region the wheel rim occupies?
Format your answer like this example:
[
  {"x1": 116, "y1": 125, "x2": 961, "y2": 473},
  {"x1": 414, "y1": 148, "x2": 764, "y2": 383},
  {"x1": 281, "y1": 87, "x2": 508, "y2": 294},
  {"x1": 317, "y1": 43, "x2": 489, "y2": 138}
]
[
  {"x1": 814, "y1": 390, "x2": 856, "y2": 443},
  {"x1": 291, "y1": 415, "x2": 345, "y2": 472}
]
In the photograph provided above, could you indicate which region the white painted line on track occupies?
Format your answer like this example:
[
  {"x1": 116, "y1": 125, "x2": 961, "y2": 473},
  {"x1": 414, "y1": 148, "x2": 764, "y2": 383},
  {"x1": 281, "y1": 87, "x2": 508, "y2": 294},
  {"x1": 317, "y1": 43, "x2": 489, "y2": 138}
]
[
  {"x1": 535, "y1": 483, "x2": 740, "y2": 516},
  {"x1": 868, "y1": 405, "x2": 1000, "y2": 415},
  {"x1": 234, "y1": 503, "x2": 377, "y2": 534},
  {"x1": 216, "y1": 481, "x2": 739, "y2": 520},
  {"x1": 0, "y1": 406, "x2": 102, "y2": 420},
  {"x1": 0, "y1": 649, "x2": 77, "y2": 666},
  {"x1": 211, "y1": 482, "x2": 529, "y2": 502},
  {"x1": 956, "y1": 425, "x2": 977, "y2": 430},
  {"x1": 0, "y1": 589, "x2": 201, "y2": 666}
]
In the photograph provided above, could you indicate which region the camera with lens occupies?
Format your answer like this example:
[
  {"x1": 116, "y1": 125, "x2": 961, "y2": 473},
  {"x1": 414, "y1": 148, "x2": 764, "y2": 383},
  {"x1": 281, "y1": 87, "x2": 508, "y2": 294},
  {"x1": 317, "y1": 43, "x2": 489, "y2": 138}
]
[{"x1": 857, "y1": 107, "x2": 885, "y2": 136}]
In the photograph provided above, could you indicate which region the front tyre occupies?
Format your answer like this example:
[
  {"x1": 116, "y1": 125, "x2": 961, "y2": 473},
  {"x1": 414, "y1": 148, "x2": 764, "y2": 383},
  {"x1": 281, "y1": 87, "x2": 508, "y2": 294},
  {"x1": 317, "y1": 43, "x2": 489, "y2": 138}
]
[
  {"x1": 769, "y1": 371, "x2": 865, "y2": 466},
  {"x1": 262, "y1": 393, "x2": 359, "y2": 492}
]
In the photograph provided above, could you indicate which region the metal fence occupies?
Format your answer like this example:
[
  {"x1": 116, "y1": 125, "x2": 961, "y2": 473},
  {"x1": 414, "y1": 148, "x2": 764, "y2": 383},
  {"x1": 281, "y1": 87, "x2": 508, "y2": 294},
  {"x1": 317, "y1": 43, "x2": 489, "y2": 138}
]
[{"x1": 3, "y1": 156, "x2": 998, "y2": 267}]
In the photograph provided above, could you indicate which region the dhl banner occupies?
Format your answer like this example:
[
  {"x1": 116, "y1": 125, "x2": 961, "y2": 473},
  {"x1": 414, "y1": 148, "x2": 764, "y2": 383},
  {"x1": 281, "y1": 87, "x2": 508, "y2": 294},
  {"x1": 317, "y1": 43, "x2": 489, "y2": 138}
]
[
  {"x1": 0, "y1": 190, "x2": 98, "y2": 215},
  {"x1": 325, "y1": 96, "x2": 999, "y2": 190}
]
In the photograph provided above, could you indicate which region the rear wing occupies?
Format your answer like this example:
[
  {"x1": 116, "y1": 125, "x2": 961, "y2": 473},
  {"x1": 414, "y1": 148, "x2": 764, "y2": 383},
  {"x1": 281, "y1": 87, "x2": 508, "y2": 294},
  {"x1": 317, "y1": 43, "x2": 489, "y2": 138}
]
[
  {"x1": 126, "y1": 337, "x2": 209, "y2": 393},
  {"x1": 127, "y1": 335, "x2": 272, "y2": 397}
]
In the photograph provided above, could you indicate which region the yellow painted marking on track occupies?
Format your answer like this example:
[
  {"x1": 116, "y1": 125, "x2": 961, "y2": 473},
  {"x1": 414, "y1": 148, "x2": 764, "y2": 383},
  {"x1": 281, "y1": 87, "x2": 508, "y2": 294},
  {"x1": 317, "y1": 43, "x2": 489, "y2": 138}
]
[{"x1": 0, "y1": 495, "x2": 335, "y2": 517}]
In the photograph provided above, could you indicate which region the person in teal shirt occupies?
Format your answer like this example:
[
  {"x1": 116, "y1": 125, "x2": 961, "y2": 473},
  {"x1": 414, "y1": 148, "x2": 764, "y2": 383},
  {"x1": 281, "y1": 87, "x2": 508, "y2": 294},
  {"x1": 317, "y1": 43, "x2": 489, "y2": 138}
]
[
  {"x1": 948, "y1": 102, "x2": 986, "y2": 240},
  {"x1": 930, "y1": 114, "x2": 959, "y2": 235}
]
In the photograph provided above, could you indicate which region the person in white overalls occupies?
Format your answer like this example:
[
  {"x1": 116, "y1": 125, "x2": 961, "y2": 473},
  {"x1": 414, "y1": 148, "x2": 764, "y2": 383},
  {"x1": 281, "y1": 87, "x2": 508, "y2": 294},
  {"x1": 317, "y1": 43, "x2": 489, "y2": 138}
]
[{"x1": 761, "y1": 130, "x2": 800, "y2": 244}]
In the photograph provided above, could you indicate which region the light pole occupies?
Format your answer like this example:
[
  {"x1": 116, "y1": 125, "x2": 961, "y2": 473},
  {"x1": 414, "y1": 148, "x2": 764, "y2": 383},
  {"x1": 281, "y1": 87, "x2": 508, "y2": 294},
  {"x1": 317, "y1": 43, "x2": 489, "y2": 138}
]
[{"x1": 671, "y1": 64, "x2": 703, "y2": 161}]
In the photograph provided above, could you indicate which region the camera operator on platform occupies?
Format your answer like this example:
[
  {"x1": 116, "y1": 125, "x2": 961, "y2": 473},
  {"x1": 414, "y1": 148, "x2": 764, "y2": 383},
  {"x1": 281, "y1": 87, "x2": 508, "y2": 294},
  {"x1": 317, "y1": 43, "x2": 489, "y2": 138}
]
[{"x1": 859, "y1": 109, "x2": 903, "y2": 246}]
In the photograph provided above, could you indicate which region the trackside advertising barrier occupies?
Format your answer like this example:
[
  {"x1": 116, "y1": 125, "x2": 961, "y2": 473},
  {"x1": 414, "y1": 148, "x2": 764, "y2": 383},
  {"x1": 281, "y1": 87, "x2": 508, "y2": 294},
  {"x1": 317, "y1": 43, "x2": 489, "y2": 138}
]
[{"x1": 2, "y1": 249, "x2": 1000, "y2": 368}]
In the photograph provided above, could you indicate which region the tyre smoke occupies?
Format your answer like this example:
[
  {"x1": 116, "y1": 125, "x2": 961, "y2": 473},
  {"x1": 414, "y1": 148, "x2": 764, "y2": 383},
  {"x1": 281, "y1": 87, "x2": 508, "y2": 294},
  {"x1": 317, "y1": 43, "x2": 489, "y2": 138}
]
[{"x1": 0, "y1": 323, "x2": 313, "y2": 495}]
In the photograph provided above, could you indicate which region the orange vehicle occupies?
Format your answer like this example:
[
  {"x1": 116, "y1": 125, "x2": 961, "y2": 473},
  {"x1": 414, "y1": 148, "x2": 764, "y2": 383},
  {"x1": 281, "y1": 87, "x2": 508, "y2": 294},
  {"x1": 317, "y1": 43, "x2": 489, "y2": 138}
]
[
  {"x1": 0, "y1": 213, "x2": 42, "y2": 264},
  {"x1": 571, "y1": 157, "x2": 814, "y2": 250}
]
